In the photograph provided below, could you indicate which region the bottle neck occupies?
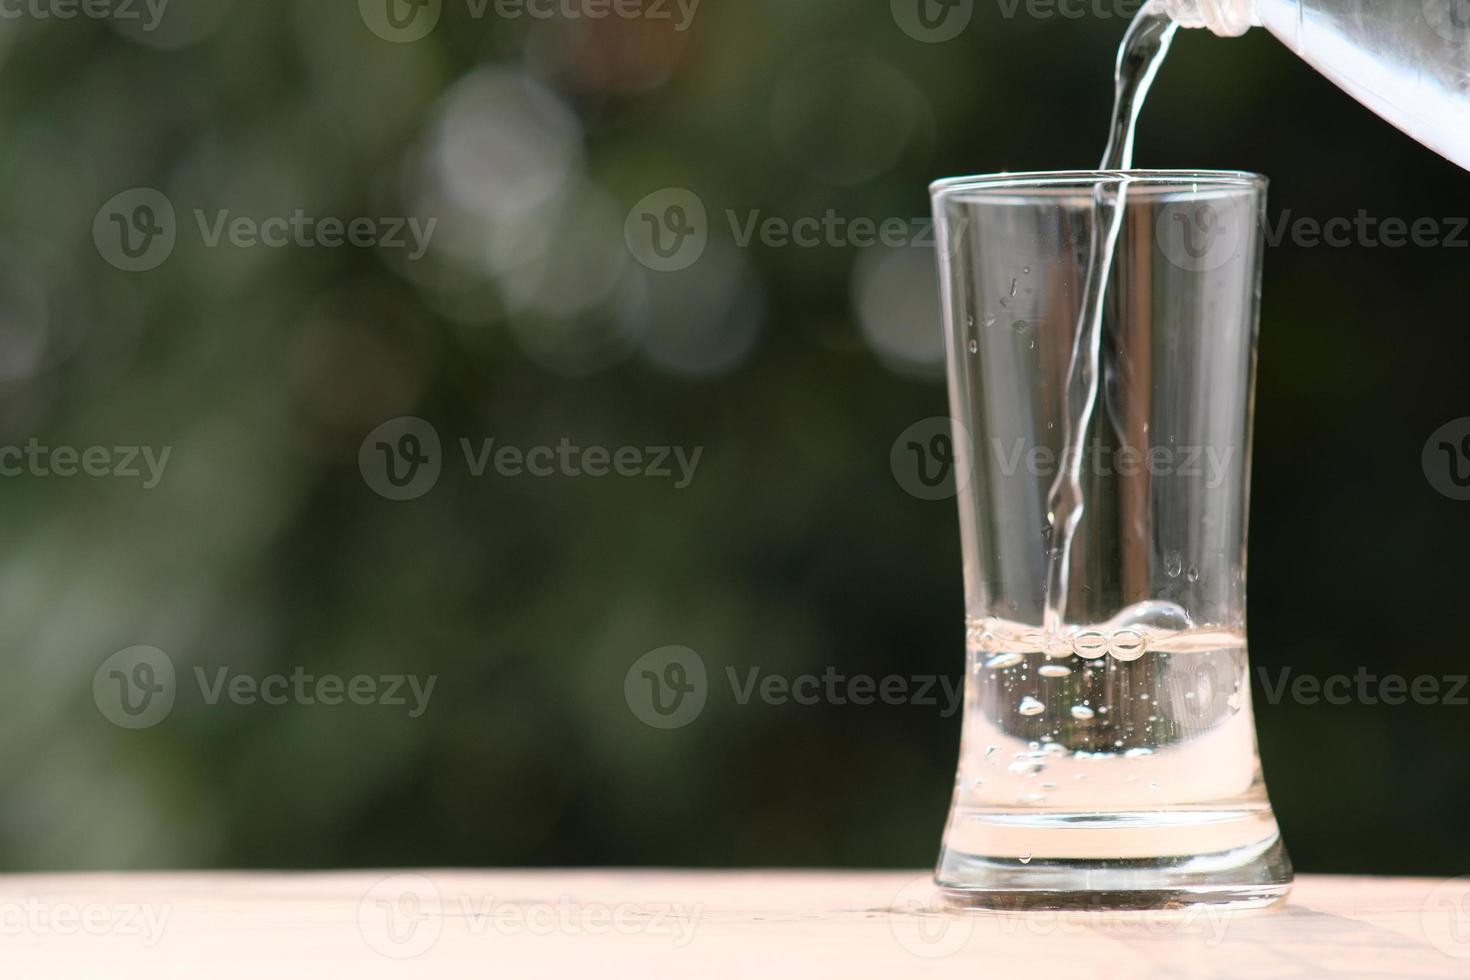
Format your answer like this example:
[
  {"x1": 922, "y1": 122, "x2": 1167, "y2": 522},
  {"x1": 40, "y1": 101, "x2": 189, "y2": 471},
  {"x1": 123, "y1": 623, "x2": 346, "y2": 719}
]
[{"x1": 1162, "y1": 0, "x2": 1259, "y2": 36}]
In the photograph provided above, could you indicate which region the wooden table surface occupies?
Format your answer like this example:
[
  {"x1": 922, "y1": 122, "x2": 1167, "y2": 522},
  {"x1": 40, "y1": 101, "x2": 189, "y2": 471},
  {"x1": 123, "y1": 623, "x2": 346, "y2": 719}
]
[{"x1": 1, "y1": 870, "x2": 1467, "y2": 978}]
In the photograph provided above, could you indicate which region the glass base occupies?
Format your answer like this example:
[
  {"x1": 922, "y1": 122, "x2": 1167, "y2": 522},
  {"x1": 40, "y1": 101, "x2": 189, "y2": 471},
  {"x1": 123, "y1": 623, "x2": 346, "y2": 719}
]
[{"x1": 937, "y1": 810, "x2": 1293, "y2": 911}]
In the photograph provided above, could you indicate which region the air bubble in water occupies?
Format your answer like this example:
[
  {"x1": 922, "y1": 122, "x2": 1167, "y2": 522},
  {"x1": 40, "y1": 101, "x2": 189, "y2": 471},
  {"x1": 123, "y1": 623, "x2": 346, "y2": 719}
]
[
  {"x1": 1072, "y1": 631, "x2": 1108, "y2": 660},
  {"x1": 1018, "y1": 853, "x2": 1033, "y2": 865},
  {"x1": 1110, "y1": 628, "x2": 1147, "y2": 662},
  {"x1": 1018, "y1": 695, "x2": 1045, "y2": 717},
  {"x1": 1108, "y1": 599, "x2": 1194, "y2": 634},
  {"x1": 985, "y1": 651, "x2": 1023, "y2": 670},
  {"x1": 1069, "y1": 704, "x2": 1095, "y2": 721},
  {"x1": 1038, "y1": 664, "x2": 1071, "y2": 678}
]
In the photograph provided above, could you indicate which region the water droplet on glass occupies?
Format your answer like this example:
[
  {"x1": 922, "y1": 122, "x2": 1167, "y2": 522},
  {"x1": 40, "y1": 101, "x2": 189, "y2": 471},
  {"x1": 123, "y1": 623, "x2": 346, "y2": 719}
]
[
  {"x1": 1018, "y1": 853, "x2": 1033, "y2": 865},
  {"x1": 967, "y1": 339, "x2": 979, "y2": 354},
  {"x1": 1018, "y1": 695, "x2": 1045, "y2": 717},
  {"x1": 1009, "y1": 278, "x2": 1018, "y2": 297},
  {"x1": 984, "y1": 745, "x2": 998, "y2": 759},
  {"x1": 1164, "y1": 551, "x2": 1183, "y2": 578},
  {"x1": 1012, "y1": 319, "x2": 1030, "y2": 334},
  {"x1": 1185, "y1": 564, "x2": 1200, "y2": 583},
  {"x1": 1022, "y1": 266, "x2": 1031, "y2": 275},
  {"x1": 1038, "y1": 664, "x2": 1071, "y2": 678},
  {"x1": 1069, "y1": 704, "x2": 1095, "y2": 721},
  {"x1": 982, "y1": 315, "x2": 997, "y2": 328}
]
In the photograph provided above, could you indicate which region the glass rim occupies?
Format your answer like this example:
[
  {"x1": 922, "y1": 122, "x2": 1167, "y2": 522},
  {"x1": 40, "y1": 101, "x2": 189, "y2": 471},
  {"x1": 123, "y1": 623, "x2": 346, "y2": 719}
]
[{"x1": 930, "y1": 169, "x2": 1267, "y2": 200}]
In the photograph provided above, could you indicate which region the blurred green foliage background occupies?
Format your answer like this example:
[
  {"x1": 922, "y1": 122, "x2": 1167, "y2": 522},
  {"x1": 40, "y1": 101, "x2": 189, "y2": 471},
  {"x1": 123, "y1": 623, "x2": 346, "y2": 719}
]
[{"x1": 0, "y1": 0, "x2": 1467, "y2": 876}]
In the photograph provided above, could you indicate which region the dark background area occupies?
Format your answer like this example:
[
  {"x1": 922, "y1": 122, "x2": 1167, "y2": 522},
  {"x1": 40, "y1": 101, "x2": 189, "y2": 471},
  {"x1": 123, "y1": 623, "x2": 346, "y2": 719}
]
[{"x1": 0, "y1": 0, "x2": 1466, "y2": 876}]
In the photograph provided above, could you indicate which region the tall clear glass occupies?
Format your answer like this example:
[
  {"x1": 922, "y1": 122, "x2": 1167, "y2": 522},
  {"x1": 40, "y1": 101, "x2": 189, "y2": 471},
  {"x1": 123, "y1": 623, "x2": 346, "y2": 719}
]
[{"x1": 931, "y1": 170, "x2": 1292, "y2": 909}]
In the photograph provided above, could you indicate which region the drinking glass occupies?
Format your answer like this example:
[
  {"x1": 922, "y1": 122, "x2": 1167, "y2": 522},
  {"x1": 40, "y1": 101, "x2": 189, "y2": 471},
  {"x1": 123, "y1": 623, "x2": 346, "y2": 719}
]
[{"x1": 931, "y1": 170, "x2": 1292, "y2": 909}]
